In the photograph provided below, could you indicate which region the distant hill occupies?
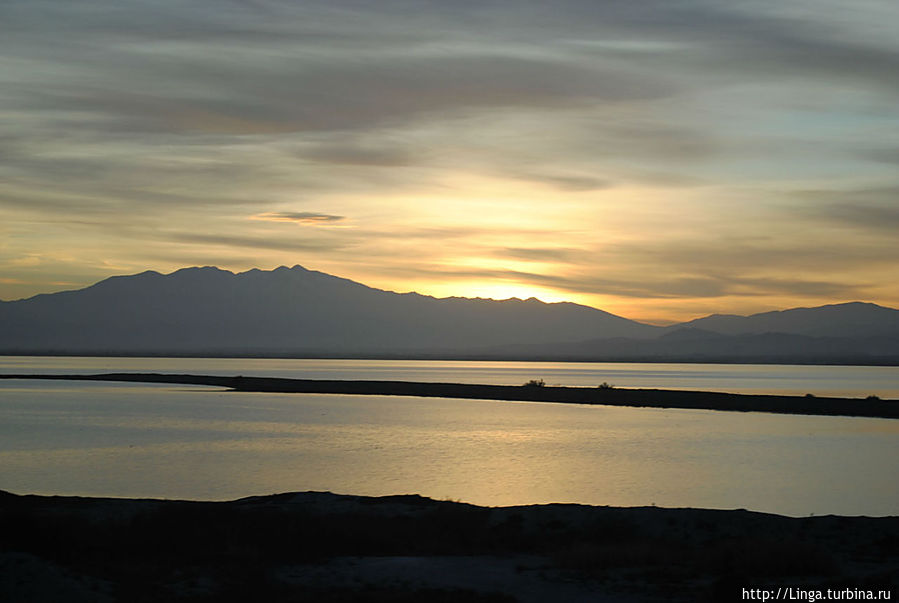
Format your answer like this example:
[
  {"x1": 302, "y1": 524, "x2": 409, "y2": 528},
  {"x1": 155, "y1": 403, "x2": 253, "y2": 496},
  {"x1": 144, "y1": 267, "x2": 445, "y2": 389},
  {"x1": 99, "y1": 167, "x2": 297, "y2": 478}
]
[
  {"x1": 483, "y1": 303, "x2": 899, "y2": 364},
  {"x1": 2, "y1": 266, "x2": 897, "y2": 363},
  {"x1": 672, "y1": 302, "x2": 899, "y2": 338},
  {"x1": 0, "y1": 265, "x2": 659, "y2": 355},
  {"x1": 484, "y1": 330, "x2": 899, "y2": 364}
]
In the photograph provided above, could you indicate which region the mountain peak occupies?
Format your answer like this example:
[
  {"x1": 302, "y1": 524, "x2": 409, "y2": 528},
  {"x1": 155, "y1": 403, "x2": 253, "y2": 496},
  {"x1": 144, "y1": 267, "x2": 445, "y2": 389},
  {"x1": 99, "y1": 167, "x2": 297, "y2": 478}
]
[
  {"x1": 0, "y1": 265, "x2": 657, "y2": 354},
  {"x1": 4, "y1": 265, "x2": 897, "y2": 358},
  {"x1": 678, "y1": 300, "x2": 899, "y2": 338},
  {"x1": 825, "y1": 301, "x2": 886, "y2": 310},
  {"x1": 171, "y1": 266, "x2": 231, "y2": 275}
]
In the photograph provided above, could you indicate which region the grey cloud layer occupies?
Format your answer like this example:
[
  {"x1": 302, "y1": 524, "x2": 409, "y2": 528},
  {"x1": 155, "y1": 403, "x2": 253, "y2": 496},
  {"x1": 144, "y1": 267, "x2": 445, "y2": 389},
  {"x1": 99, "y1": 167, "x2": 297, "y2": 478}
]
[
  {"x1": 389, "y1": 264, "x2": 866, "y2": 301},
  {"x1": 7, "y1": 1, "x2": 896, "y2": 135},
  {"x1": 791, "y1": 186, "x2": 899, "y2": 233},
  {"x1": 255, "y1": 212, "x2": 346, "y2": 224},
  {"x1": 5, "y1": 0, "x2": 895, "y2": 183},
  {"x1": 2, "y1": 0, "x2": 898, "y2": 308},
  {"x1": 14, "y1": 54, "x2": 672, "y2": 137}
]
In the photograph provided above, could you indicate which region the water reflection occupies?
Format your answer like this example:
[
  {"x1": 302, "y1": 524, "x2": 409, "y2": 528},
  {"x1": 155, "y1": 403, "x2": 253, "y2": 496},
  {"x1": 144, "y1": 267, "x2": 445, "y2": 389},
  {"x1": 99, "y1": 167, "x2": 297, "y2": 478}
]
[
  {"x1": 1, "y1": 380, "x2": 897, "y2": 517},
  {"x1": 2, "y1": 356, "x2": 898, "y2": 397}
]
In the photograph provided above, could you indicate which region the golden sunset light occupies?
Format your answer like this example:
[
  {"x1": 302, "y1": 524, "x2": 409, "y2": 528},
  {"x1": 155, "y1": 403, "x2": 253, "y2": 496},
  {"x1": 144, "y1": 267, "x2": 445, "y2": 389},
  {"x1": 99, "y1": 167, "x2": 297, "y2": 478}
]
[
  {"x1": 2, "y1": 0, "x2": 897, "y2": 324},
  {"x1": 2, "y1": 4, "x2": 899, "y2": 599}
]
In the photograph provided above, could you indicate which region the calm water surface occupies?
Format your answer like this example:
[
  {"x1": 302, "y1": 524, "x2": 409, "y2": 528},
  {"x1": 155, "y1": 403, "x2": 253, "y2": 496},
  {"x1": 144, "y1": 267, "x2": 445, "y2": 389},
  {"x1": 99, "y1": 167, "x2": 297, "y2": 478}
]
[
  {"x1": 2, "y1": 357, "x2": 897, "y2": 517},
  {"x1": 3, "y1": 355, "x2": 898, "y2": 397}
]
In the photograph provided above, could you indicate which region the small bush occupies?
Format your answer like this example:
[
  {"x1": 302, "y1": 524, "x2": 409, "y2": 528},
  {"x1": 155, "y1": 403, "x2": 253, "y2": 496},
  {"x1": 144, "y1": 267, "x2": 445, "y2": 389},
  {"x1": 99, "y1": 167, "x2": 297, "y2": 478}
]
[
  {"x1": 866, "y1": 394, "x2": 881, "y2": 401},
  {"x1": 804, "y1": 393, "x2": 816, "y2": 398},
  {"x1": 598, "y1": 382, "x2": 614, "y2": 389},
  {"x1": 524, "y1": 379, "x2": 545, "y2": 387}
]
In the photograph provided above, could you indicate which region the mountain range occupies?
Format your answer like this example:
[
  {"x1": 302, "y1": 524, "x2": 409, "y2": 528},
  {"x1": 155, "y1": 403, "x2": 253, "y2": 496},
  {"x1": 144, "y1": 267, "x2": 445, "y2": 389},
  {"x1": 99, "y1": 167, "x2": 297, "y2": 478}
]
[{"x1": 2, "y1": 265, "x2": 898, "y2": 364}]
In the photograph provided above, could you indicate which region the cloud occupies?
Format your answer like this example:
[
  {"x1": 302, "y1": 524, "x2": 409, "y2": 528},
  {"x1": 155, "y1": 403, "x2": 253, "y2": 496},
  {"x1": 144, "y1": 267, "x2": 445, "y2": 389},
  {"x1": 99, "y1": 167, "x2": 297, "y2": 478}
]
[
  {"x1": 810, "y1": 204, "x2": 899, "y2": 232},
  {"x1": 605, "y1": 236, "x2": 899, "y2": 274},
  {"x1": 503, "y1": 171, "x2": 613, "y2": 192},
  {"x1": 2, "y1": 0, "x2": 899, "y2": 314},
  {"x1": 6, "y1": 38, "x2": 674, "y2": 138},
  {"x1": 298, "y1": 144, "x2": 415, "y2": 167},
  {"x1": 791, "y1": 185, "x2": 899, "y2": 233},
  {"x1": 253, "y1": 212, "x2": 346, "y2": 225},
  {"x1": 558, "y1": 0, "x2": 899, "y2": 94},
  {"x1": 138, "y1": 53, "x2": 672, "y2": 135},
  {"x1": 858, "y1": 149, "x2": 899, "y2": 165},
  {"x1": 589, "y1": 123, "x2": 721, "y2": 161},
  {"x1": 165, "y1": 232, "x2": 347, "y2": 253},
  {"x1": 495, "y1": 247, "x2": 581, "y2": 262},
  {"x1": 391, "y1": 264, "x2": 867, "y2": 301}
]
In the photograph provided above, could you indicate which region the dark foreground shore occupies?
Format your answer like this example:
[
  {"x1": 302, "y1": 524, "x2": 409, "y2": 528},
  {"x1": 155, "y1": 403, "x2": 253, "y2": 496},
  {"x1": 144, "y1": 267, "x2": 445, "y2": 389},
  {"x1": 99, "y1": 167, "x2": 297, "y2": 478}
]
[
  {"x1": 1, "y1": 490, "x2": 897, "y2": 602},
  {"x1": 3, "y1": 372, "x2": 898, "y2": 418}
]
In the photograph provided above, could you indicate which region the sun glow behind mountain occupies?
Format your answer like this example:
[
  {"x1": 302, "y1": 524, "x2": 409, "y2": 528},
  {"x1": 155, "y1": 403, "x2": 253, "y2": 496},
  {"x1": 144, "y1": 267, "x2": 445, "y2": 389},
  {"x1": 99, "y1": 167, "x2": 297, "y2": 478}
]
[
  {"x1": 418, "y1": 281, "x2": 575, "y2": 305},
  {"x1": 1, "y1": 1, "x2": 898, "y2": 323}
]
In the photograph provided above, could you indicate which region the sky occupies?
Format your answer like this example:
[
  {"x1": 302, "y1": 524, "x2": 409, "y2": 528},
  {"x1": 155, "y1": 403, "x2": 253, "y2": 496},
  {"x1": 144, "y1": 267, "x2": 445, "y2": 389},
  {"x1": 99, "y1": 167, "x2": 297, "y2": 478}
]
[{"x1": 1, "y1": 0, "x2": 898, "y2": 324}]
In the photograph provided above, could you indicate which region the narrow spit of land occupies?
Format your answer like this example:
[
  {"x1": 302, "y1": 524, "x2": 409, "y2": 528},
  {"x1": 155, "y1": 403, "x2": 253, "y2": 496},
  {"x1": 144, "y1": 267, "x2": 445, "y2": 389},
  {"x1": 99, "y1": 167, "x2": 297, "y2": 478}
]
[{"x1": 2, "y1": 372, "x2": 897, "y2": 419}]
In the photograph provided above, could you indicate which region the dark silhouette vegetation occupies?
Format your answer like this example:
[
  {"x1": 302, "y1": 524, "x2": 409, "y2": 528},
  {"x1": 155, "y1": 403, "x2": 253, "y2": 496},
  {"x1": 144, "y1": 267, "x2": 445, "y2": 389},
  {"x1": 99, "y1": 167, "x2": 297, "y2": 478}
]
[{"x1": 1, "y1": 490, "x2": 896, "y2": 602}]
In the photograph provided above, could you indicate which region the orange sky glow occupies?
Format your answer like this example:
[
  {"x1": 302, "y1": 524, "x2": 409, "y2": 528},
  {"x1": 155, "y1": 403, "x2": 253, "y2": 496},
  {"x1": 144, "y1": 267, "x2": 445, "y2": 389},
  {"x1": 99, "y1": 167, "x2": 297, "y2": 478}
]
[{"x1": 2, "y1": 1, "x2": 898, "y2": 324}]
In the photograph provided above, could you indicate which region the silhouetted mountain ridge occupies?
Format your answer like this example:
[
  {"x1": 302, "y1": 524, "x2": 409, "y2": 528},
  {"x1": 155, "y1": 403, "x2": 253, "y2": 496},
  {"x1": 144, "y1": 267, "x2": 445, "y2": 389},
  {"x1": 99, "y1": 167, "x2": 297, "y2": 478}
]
[
  {"x1": 0, "y1": 265, "x2": 658, "y2": 354},
  {"x1": 2, "y1": 266, "x2": 897, "y2": 363},
  {"x1": 674, "y1": 301, "x2": 899, "y2": 338},
  {"x1": 488, "y1": 330, "x2": 899, "y2": 364}
]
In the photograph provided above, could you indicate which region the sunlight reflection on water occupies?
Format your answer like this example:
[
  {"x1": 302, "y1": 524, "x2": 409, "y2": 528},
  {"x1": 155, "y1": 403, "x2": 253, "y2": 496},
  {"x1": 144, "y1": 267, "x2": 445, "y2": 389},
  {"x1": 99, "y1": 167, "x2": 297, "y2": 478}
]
[
  {"x1": 1, "y1": 376, "x2": 897, "y2": 517},
  {"x1": 2, "y1": 356, "x2": 898, "y2": 397}
]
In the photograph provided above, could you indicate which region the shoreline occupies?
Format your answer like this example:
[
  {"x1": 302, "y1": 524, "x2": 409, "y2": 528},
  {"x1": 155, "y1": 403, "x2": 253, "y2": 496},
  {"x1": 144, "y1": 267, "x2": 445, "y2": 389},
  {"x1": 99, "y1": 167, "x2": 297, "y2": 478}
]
[
  {"x1": 2, "y1": 490, "x2": 896, "y2": 602},
  {"x1": 2, "y1": 372, "x2": 898, "y2": 419},
  {"x1": 3, "y1": 351, "x2": 899, "y2": 367}
]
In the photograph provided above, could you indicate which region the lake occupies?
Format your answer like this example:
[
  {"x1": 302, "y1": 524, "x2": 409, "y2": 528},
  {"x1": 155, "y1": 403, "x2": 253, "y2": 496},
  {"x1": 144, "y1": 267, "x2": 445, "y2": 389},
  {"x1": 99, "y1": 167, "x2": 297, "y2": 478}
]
[
  {"x1": 4, "y1": 355, "x2": 899, "y2": 397},
  {"x1": 1, "y1": 356, "x2": 898, "y2": 517}
]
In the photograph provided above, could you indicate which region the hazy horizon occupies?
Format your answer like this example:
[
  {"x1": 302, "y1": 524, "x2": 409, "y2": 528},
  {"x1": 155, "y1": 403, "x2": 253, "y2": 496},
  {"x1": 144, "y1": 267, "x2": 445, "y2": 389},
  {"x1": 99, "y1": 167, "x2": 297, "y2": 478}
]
[{"x1": 2, "y1": 1, "x2": 898, "y2": 323}]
